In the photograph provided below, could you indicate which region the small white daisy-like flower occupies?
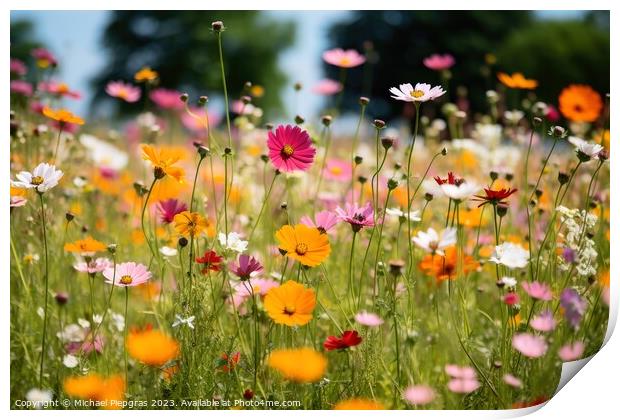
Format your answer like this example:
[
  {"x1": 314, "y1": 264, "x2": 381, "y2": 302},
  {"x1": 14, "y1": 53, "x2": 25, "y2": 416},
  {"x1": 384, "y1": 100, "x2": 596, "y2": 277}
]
[
  {"x1": 12, "y1": 162, "x2": 64, "y2": 193},
  {"x1": 25, "y1": 388, "x2": 53, "y2": 409},
  {"x1": 440, "y1": 182, "x2": 481, "y2": 201},
  {"x1": 389, "y1": 83, "x2": 446, "y2": 103},
  {"x1": 500, "y1": 276, "x2": 517, "y2": 288},
  {"x1": 160, "y1": 246, "x2": 178, "y2": 257},
  {"x1": 568, "y1": 136, "x2": 604, "y2": 160},
  {"x1": 385, "y1": 208, "x2": 422, "y2": 222},
  {"x1": 63, "y1": 354, "x2": 79, "y2": 368},
  {"x1": 489, "y1": 242, "x2": 529, "y2": 269},
  {"x1": 218, "y1": 232, "x2": 248, "y2": 253},
  {"x1": 412, "y1": 227, "x2": 457, "y2": 256},
  {"x1": 172, "y1": 314, "x2": 195, "y2": 329}
]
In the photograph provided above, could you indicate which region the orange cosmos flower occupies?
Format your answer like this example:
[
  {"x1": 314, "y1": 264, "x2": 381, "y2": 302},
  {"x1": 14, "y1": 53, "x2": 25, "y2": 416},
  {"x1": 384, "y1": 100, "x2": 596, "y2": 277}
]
[
  {"x1": 42, "y1": 106, "x2": 85, "y2": 125},
  {"x1": 275, "y1": 224, "x2": 331, "y2": 267},
  {"x1": 334, "y1": 399, "x2": 385, "y2": 410},
  {"x1": 264, "y1": 280, "x2": 316, "y2": 326},
  {"x1": 134, "y1": 66, "x2": 159, "y2": 83},
  {"x1": 267, "y1": 348, "x2": 327, "y2": 383},
  {"x1": 126, "y1": 327, "x2": 179, "y2": 366},
  {"x1": 418, "y1": 246, "x2": 479, "y2": 282},
  {"x1": 558, "y1": 84, "x2": 603, "y2": 123},
  {"x1": 64, "y1": 236, "x2": 107, "y2": 256},
  {"x1": 497, "y1": 72, "x2": 538, "y2": 90},
  {"x1": 64, "y1": 373, "x2": 125, "y2": 410},
  {"x1": 140, "y1": 144, "x2": 185, "y2": 182},
  {"x1": 173, "y1": 211, "x2": 210, "y2": 237}
]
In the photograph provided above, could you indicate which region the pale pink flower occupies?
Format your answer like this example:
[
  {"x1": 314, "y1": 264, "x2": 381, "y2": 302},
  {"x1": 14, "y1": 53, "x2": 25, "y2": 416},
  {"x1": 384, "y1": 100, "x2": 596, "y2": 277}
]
[
  {"x1": 530, "y1": 310, "x2": 556, "y2": 332},
  {"x1": 149, "y1": 88, "x2": 184, "y2": 110},
  {"x1": 300, "y1": 210, "x2": 339, "y2": 235},
  {"x1": 323, "y1": 158, "x2": 353, "y2": 182},
  {"x1": 389, "y1": 83, "x2": 446, "y2": 103},
  {"x1": 38, "y1": 81, "x2": 81, "y2": 99},
  {"x1": 103, "y1": 262, "x2": 151, "y2": 287},
  {"x1": 336, "y1": 202, "x2": 375, "y2": 232},
  {"x1": 322, "y1": 48, "x2": 366, "y2": 68},
  {"x1": 558, "y1": 341, "x2": 585, "y2": 361},
  {"x1": 180, "y1": 107, "x2": 222, "y2": 132},
  {"x1": 403, "y1": 385, "x2": 436, "y2": 405},
  {"x1": 423, "y1": 53, "x2": 455, "y2": 71},
  {"x1": 10, "y1": 196, "x2": 28, "y2": 208},
  {"x1": 312, "y1": 79, "x2": 343, "y2": 95},
  {"x1": 355, "y1": 311, "x2": 384, "y2": 327},
  {"x1": 74, "y1": 257, "x2": 113, "y2": 274},
  {"x1": 10, "y1": 80, "x2": 33, "y2": 96},
  {"x1": 522, "y1": 281, "x2": 553, "y2": 301},
  {"x1": 10, "y1": 58, "x2": 27, "y2": 76},
  {"x1": 105, "y1": 81, "x2": 141, "y2": 103},
  {"x1": 502, "y1": 374, "x2": 523, "y2": 388},
  {"x1": 445, "y1": 364, "x2": 480, "y2": 394},
  {"x1": 512, "y1": 333, "x2": 548, "y2": 358}
]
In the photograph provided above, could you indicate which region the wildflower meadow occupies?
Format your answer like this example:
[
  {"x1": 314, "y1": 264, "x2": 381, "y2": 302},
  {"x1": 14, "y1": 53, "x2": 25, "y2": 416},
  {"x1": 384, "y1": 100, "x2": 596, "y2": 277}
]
[{"x1": 9, "y1": 10, "x2": 611, "y2": 411}]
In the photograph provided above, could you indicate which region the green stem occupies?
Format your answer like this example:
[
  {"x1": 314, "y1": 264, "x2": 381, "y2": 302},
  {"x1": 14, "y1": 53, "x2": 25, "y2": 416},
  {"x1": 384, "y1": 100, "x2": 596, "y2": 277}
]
[{"x1": 38, "y1": 193, "x2": 49, "y2": 387}]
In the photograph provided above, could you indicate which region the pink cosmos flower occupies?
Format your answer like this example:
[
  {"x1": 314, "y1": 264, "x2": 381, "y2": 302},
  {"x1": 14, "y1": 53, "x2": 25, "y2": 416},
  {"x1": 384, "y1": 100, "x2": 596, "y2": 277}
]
[
  {"x1": 354, "y1": 311, "x2": 384, "y2": 327},
  {"x1": 300, "y1": 210, "x2": 339, "y2": 235},
  {"x1": 502, "y1": 374, "x2": 523, "y2": 388},
  {"x1": 157, "y1": 199, "x2": 187, "y2": 224},
  {"x1": 105, "y1": 81, "x2": 141, "y2": 103},
  {"x1": 312, "y1": 79, "x2": 343, "y2": 95},
  {"x1": 230, "y1": 255, "x2": 263, "y2": 280},
  {"x1": 66, "y1": 331, "x2": 104, "y2": 355},
  {"x1": 423, "y1": 53, "x2": 455, "y2": 71},
  {"x1": 445, "y1": 365, "x2": 480, "y2": 394},
  {"x1": 512, "y1": 333, "x2": 548, "y2": 358},
  {"x1": 503, "y1": 292, "x2": 520, "y2": 306},
  {"x1": 267, "y1": 124, "x2": 316, "y2": 172},
  {"x1": 180, "y1": 107, "x2": 222, "y2": 132},
  {"x1": 322, "y1": 48, "x2": 366, "y2": 68},
  {"x1": 558, "y1": 341, "x2": 585, "y2": 361},
  {"x1": 31, "y1": 48, "x2": 57, "y2": 67},
  {"x1": 530, "y1": 310, "x2": 556, "y2": 332},
  {"x1": 38, "y1": 81, "x2": 81, "y2": 99},
  {"x1": 10, "y1": 196, "x2": 28, "y2": 208},
  {"x1": 403, "y1": 385, "x2": 436, "y2": 405},
  {"x1": 149, "y1": 88, "x2": 184, "y2": 110},
  {"x1": 323, "y1": 158, "x2": 353, "y2": 182},
  {"x1": 10, "y1": 80, "x2": 33, "y2": 97},
  {"x1": 335, "y1": 202, "x2": 375, "y2": 232},
  {"x1": 103, "y1": 262, "x2": 151, "y2": 287},
  {"x1": 522, "y1": 281, "x2": 552, "y2": 301},
  {"x1": 74, "y1": 257, "x2": 113, "y2": 274},
  {"x1": 229, "y1": 278, "x2": 279, "y2": 309},
  {"x1": 10, "y1": 58, "x2": 27, "y2": 76}
]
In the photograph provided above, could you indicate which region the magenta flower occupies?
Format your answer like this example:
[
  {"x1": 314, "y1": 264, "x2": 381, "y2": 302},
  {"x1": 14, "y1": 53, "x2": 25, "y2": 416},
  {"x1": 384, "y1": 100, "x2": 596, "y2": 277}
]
[
  {"x1": 502, "y1": 374, "x2": 523, "y2": 388},
  {"x1": 522, "y1": 281, "x2": 552, "y2": 301},
  {"x1": 558, "y1": 341, "x2": 585, "y2": 361},
  {"x1": 74, "y1": 257, "x2": 113, "y2": 274},
  {"x1": 157, "y1": 199, "x2": 187, "y2": 224},
  {"x1": 105, "y1": 81, "x2": 141, "y2": 103},
  {"x1": 149, "y1": 88, "x2": 184, "y2": 110},
  {"x1": 322, "y1": 48, "x2": 366, "y2": 68},
  {"x1": 354, "y1": 311, "x2": 384, "y2": 327},
  {"x1": 267, "y1": 124, "x2": 316, "y2": 172},
  {"x1": 323, "y1": 158, "x2": 353, "y2": 182},
  {"x1": 503, "y1": 292, "x2": 520, "y2": 306},
  {"x1": 10, "y1": 58, "x2": 27, "y2": 76},
  {"x1": 312, "y1": 79, "x2": 343, "y2": 95},
  {"x1": 512, "y1": 333, "x2": 548, "y2": 358},
  {"x1": 403, "y1": 385, "x2": 436, "y2": 405},
  {"x1": 66, "y1": 331, "x2": 104, "y2": 355},
  {"x1": 560, "y1": 288, "x2": 587, "y2": 329},
  {"x1": 423, "y1": 53, "x2": 455, "y2": 71},
  {"x1": 300, "y1": 210, "x2": 339, "y2": 235},
  {"x1": 445, "y1": 365, "x2": 480, "y2": 394},
  {"x1": 335, "y1": 202, "x2": 375, "y2": 232},
  {"x1": 230, "y1": 255, "x2": 263, "y2": 281},
  {"x1": 103, "y1": 262, "x2": 151, "y2": 287},
  {"x1": 31, "y1": 47, "x2": 57, "y2": 67},
  {"x1": 10, "y1": 80, "x2": 33, "y2": 97},
  {"x1": 530, "y1": 310, "x2": 556, "y2": 332},
  {"x1": 38, "y1": 81, "x2": 81, "y2": 99}
]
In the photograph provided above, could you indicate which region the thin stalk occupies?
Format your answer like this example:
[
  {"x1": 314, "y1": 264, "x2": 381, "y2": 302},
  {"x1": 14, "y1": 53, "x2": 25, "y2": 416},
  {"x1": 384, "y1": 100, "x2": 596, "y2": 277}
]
[{"x1": 37, "y1": 193, "x2": 49, "y2": 387}]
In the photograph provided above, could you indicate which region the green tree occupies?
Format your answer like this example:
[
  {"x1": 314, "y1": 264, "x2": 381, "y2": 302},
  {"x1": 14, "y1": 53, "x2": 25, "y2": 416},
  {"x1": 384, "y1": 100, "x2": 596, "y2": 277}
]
[
  {"x1": 91, "y1": 11, "x2": 295, "y2": 116},
  {"x1": 10, "y1": 19, "x2": 44, "y2": 64}
]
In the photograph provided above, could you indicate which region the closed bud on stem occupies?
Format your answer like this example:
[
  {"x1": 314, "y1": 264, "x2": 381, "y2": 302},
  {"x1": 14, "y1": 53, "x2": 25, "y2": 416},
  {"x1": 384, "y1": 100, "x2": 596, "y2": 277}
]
[
  {"x1": 441, "y1": 147, "x2": 448, "y2": 156},
  {"x1": 211, "y1": 21, "x2": 224, "y2": 32},
  {"x1": 496, "y1": 204, "x2": 508, "y2": 218},
  {"x1": 294, "y1": 115, "x2": 305, "y2": 125},
  {"x1": 243, "y1": 389, "x2": 254, "y2": 400},
  {"x1": 535, "y1": 189, "x2": 543, "y2": 198},
  {"x1": 533, "y1": 116, "x2": 542, "y2": 127},
  {"x1": 293, "y1": 82, "x2": 303, "y2": 91},
  {"x1": 55, "y1": 292, "x2": 69, "y2": 306},
  {"x1": 178, "y1": 237, "x2": 188, "y2": 248},
  {"x1": 241, "y1": 95, "x2": 251, "y2": 105},
  {"x1": 505, "y1": 173, "x2": 514, "y2": 182},
  {"x1": 381, "y1": 136, "x2": 394, "y2": 150},
  {"x1": 198, "y1": 96, "x2": 208, "y2": 105},
  {"x1": 107, "y1": 243, "x2": 117, "y2": 254},
  {"x1": 280, "y1": 202, "x2": 288, "y2": 210},
  {"x1": 224, "y1": 147, "x2": 232, "y2": 156},
  {"x1": 260, "y1": 154, "x2": 269, "y2": 163},
  {"x1": 65, "y1": 212, "x2": 75, "y2": 222},
  {"x1": 558, "y1": 172, "x2": 570, "y2": 185},
  {"x1": 133, "y1": 182, "x2": 147, "y2": 196},
  {"x1": 387, "y1": 178, "x2": 399, "y2": 190},
  {"x1": 388, "y1": 259, "x2": 405, "y2": 277},
  {"x1": 373, "y1": 119, "x2": 386, "y2": 129},
  {"x1": 180, "y1": 93, "x2": 189, "y2": 103},
  {"x1": 393, "y1": 162, "x2": 402, "y2": 171},
  {"x1": 321, "y1": 115, "x2": 332, "y2": 127},
  {"x1": 425, "y1": 192, "x2": 433, "y2": 202},
  {"x1": 354, "y1": 155, "x2": 363, "y2": 165},
  {"x1": 358, "y1": 176, "x2": 367, "y2": 184},
  {"x1": 489, "y1": 171, "x2": 498, "y2": 181},
  {"x1": 198, "y1": 146, "x2": 210, "y2": 158},
  {"x1": 359, "y1": 96, "x2": 370, "y2": 106}
]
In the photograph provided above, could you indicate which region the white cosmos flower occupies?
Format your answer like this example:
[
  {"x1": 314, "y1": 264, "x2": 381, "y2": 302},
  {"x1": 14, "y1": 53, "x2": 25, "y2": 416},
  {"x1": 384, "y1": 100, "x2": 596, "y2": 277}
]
[
  {"x1": 489, "y1": 242, "x2": 529, "y2": 269},
  {"x1": 172, "y1": 314, "x2": 195, "y2": 329},
  {"x1": 80, "y1": 134, "x2": 128, "y2": 170},
  {"x1": 25, "y1": 388, "x2": 53, "y2": 409},
  {"x1": 385, "y1": 208, "x2": 421, "y2": 222},
  {"x1": 440, "y1": 182, "x2": 481, "y2": 201},
  {"x1": 63, "y1": 354, "x2": 79, "y2": 368},
  {"x1": 218, "y1": 232, "x2": 248, "y2": 253},
  {"x1": 389, "y1": 83, "x2": 446, "y2": 103},
  {"x1": 160, "y1": 246, "x2": 178, "y2": 257},
  {"x1": 412, "y1": 227, "x2": 457, "y2": 256},
  {"x1": 12, "y1": 163, "x2": 63, "y2": 193},
  {"x1": 500, "y1": 276, "x2": 517, "y2": 288},
  {"x1": 568, "y1": 136, "x2": 604, "y2": 160}
]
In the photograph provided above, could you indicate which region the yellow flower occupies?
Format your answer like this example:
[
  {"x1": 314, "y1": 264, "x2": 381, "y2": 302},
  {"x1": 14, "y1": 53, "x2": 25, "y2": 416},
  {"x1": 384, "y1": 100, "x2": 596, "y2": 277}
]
[
  {"x1": 42, "y1": 106, "x2": 85, "y2": 125},
  {"x1": 64, "y1": 236, "x2": 107, "y2": 255},
  {"x1": 497, "y1": 72, "x2": 538, "y2": 90},
  {"x1": 127, "y1": 328, "x2": 179, "y2": 366},
  {"x1": 275, "y1": 224, "x2": 330, "y2": 267},
  {"x1": 264, "y1": 280, "x2": 316, "y2": 326},
  {"x1": 334, "y1": 399, "x2": 385, "y2": 410},
  {"x1": 267, "y1": 348, "x2": 327, "y2": 383},
  {"x1": 64, "y1": 373, "x2": 125, "y2": 410},
  {"x1": 173, "y1": 211, "x2": 210, "y2": 238},
  {"x1": 134, "y1": 66, "x2": 158, "y2": 82},
  {"x1": 140, "y1": 144, "x2": 185, "y2": 182}
]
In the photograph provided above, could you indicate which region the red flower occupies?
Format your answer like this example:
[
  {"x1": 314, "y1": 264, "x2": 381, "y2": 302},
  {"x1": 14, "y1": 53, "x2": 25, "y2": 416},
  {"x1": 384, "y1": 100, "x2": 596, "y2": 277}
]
[
  {"x1": 434, "y1": 172, "x2": 464, "y2": 186},
  {"x1": 472, "y1": 187, "x2": 518, "y2": 207},
  {"x1": 196, "y1": 250, "x2": 223, "y2": 273},
  {"x1": 217, "y1": 352, "x2": 240, "y2": 372},
  {"x1": 323, "y1": 330, "x2": 363, "y2": 351}
]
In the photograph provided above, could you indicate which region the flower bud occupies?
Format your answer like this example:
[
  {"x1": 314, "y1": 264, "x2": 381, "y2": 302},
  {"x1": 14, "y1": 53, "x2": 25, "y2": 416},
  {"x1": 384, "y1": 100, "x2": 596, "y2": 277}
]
[
  {"x1": 294, "y1": 115, "x2": 305, "y2": 125},
  {"x1": 198, "y1": 146, "x2": 210, "y2": 158},
  {"x1": 65, "y1": 212, "x2": 75, "y2": 222},
  {"x1": 489, "y1": 171, "x2": 498, "y2": 181},
  {"x1": 533, "y1": 116, "x2": 542, "y2": 127},
  {"x1": 180, "y1": 93, "x2": 189, "y2": 103},
  {"x1": 505, "y1": 173, "x2": 514, "y2": 182},
  {"x1": 387, "y1": 178, "x2": 399, "y2": 190},
  {"x1": 55, "y1": 292, "x2": 69, "y2": 306},
  {"x1": 198, "y1": 96, "x2": 208, "y2": 105},
  {"x1": 358, "y1": 176, "x2": 367, "y2": 184},
  {"x1": 441, "y1": 147, "x2": 448, "y2": 156},
  {"x1": 373, "y1": 119, "x2": 386, "y2": 129},
  {"x1": 381, "y1": 136, "x2": 394, "y2": 150},
  {"x1": 133, "y1": 181, "x2": 147, "y2": 196},
  {"x1": 243, "y1": 389, "x2": 254, "y2": 400},
  {"x1": 211, "y1": 21, "x2": 224, "y2": 32},
  {"x1": 354, "y1": 155, "x2": 363, "y2": 165},
  {"x1": 321, "y1": 115, "x2": 332, "y2": 127},
  {"x1": 178, "y1": 237, "x2": 188, "y2": 248},
  {"x1": 280, "y1": 202, "x2": 288, "y2": 210},
  {"x1": 549, "y1": 125, "x2": 567, "y2": 139},
  {"x1": 558, "y1": 172, "x2": 570, "y2": 185},
  {"x1": 359, "y1": 96, "x2": 370, "y2": 106},
  {"x1": 241, "y1": 95, "x2": 251, "y2": 105},
  {"x1": 493, "y1": 360, "x2": 503, "y2": 369},
  {"x1": 388, "y1": 259, "x2": 405, "y2": 277},
  {"x1": 260, "y1": 154, "x2": 269, "y2": 163},
  {"x1": 265, "y1": 123, "x2": 274, "y2": 130},
  {"x1": 393, "y1": 162, "x2": 402, "y2": 171},
  {"x1": 293, "y1": 82, "x2": 303, "y2": 91},
  {"x1": 224, "y1": 147, "x2": 232, "y2": 156},
  {"x1": 531, "y1": 101, "x2": 548, "y2": 117},
  {"x1": 424, "y1": 192, "x2": 433, "y2": 202},
  {"x1": 107, "y1": 243, "x2": 117, "y2": 254},
  {"x1": 496, "y1": 204, "x2": 508, "y2": 218}
]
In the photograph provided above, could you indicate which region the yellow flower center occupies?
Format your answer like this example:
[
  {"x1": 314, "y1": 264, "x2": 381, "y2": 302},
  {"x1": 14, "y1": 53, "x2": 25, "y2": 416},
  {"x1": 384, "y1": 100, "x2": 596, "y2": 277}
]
[
  {"x1": 57, "y1": 83, "x2": 69, "y2": 94},
  {"x1": 330, "y1": 166, "x2": 343, "y2": 175},
  {"x1": 340, "y1": 57, "x2": 351, "y2": 66},
  {"x1": 295, "y1": 243, "x2": 308, "y2": 255},
  {"x1": 120, "y1": 275, "x2": 133, "y2": 285},
  {"x1": 410, "y1": 90, "x2": 425, "y2": 98},
  {"x1": 282, "y1": 144, "x2": 295, "y2": 157},
  {"x1": 118, "y1": 88, "x2": 128, "y2": 99},
  {"x1": 31, "y1": 176, "x2": 44, "y2": 186},
  {"x1": 283, "y1": 305, "x2": 296, "y2": 315}
]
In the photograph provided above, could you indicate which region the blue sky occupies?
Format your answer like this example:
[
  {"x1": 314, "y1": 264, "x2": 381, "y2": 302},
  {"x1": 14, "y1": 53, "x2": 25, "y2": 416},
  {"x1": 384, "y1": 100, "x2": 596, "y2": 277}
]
[{"x1": 10, "y1": 10, "x2": 583, "y2": 118}]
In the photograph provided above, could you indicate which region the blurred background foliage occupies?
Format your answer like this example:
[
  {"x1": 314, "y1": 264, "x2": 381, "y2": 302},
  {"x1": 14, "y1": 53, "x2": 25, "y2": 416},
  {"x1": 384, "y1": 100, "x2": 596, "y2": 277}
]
[{"x1": 325, "y1": 10, "x2": 609, "y2": 119}]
